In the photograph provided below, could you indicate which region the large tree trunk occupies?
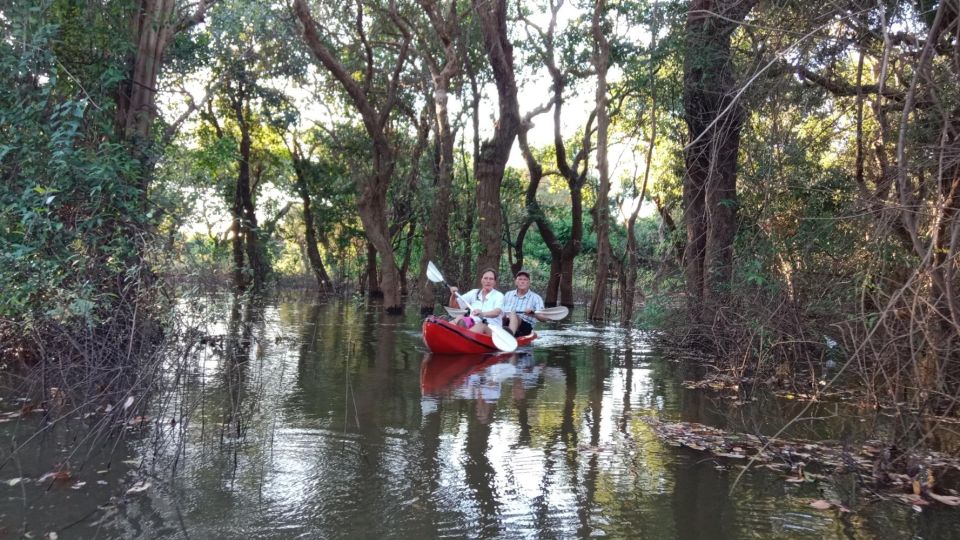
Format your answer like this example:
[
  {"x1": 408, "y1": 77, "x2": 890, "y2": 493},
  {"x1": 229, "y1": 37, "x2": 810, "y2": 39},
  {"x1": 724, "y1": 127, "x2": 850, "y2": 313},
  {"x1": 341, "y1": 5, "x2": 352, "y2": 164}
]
[
  {"x1": 544, "y1": 256, "x2": 562, "y2": 307},
  {"x1": 361, "y1": 180, "x2": 402, "y2": 311},
  {"x1": 457, "y1": 51, "x2": 482, "y2": 287},
  {"x1": 411, "y1": 0, "x2": 461, "y2": 314},
  {"x1": 364, "y1": 241, "x2": 383, "y2": 299},
  {"x1": 117, "y1": 0, "x2": 176, "y2": 190},
  {"x1": 588, "y1": 0, "x2": 612, "y2": 321},
  {"x1": 472, "y1": 0, "x2": 521, "y2": 273},
  {"x1": 117, "y1": 0, "x2": 211, "y2": 195},
  {"x1": 292, "y1": 155, "x2": 334, "y2": 294},
  {"x1": 558, "y1": 179, "x2": 585, "y2": 309},
  {"x1": 417, "y1": 98, "x2": 455, "y2": 312},
  {"x1": 294, "y1": 0, "x2": 409, "y2": 313},
  {"x1": 621, "y1": 7, "x2": 659, "y2": 325},
  {"x1": 682, "y1": 0, "x2": 755, "y2": 326},
  {"x1": 233, "y1": 94, "x2": 268, "y2": 289}
]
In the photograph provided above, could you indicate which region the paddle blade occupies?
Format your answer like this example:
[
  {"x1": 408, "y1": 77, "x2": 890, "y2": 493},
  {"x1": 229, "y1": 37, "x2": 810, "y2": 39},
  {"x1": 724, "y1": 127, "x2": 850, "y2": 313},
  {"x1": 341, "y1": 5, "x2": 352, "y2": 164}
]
[
  {"x1": 490, "y1": 326, "x2": 518, "y2": 353},
  {"x1": 426, "y1": 261, "x2": 445, "y2": 284},
  {"x1": 443, "y1": 306, "x2": 467, "y2": 318},
  {"x1": 536, "y1": 306, "x2": 569, "y2": 321}
]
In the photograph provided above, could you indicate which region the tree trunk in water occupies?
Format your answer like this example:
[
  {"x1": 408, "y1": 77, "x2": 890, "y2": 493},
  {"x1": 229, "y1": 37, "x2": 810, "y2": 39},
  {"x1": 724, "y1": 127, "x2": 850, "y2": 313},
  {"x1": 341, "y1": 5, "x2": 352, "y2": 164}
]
[
  {"x1": 559, "y1": 254, "x2": 575, "y2": 309},
  {"x1": 621, "y1": 3, "x2": 658, "y2": 326},
  {"x1": 364, "y1": 241, "x2": 382, "y2": 299},
  {"x1": 234, "y1": 96, "x2": 268, "y2": 289},
  {"x1": 294, "y1": 163, "x2": 334, "y2": 294},
  {"x1": 414, "y1": 3, "x2": 460, "y2": 314},
  {"x1": 519, "y1": 124, "x2": 581, "y2": 309},
  {"x1": 231, "y1": 112, "x2": 255, "y2": 291},
  {"x1": 293, "y1": 0, "x2": 409, "y2": 313},
  {"x1": 359, "y1": 184, "x2": 403, "y2": 311},
  {"x1": 588, "y1": 0, "x2": 612, "y2": 321},
  {"x1": 544, "y1": 256, "x2": 562, "y2": 307},
  {"x1": 417, "y1": 112, "x2": 454, "y2": 312},
  {"x1": 682, "y1": 0, "x2": 755, "y2": 327},
  {"x1": 559, "y1": 180, "x2": 585, "y2": 309},
  {"x1": 359, "y1": 188, "x2": 399, "y2": 309},
  {"x1": 399, "y1": 220, "x2": 416, "y2": 296},
  {"x1": 475, "y1": 158, "x2": 507, "y2": 273},
  {"x1": 472, "y1": 0, "x2": 521, "y2": 273},
  {"x1": 621, "y1": 212, "x2": 640, "y2": 325}
]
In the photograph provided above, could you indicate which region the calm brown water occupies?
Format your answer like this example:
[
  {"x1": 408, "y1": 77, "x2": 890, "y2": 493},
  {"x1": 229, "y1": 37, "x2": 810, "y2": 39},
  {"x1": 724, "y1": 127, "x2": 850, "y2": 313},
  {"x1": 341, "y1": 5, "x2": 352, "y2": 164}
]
[{"x1": 2, "y1": 296, "x2": 958, "y2": 538}]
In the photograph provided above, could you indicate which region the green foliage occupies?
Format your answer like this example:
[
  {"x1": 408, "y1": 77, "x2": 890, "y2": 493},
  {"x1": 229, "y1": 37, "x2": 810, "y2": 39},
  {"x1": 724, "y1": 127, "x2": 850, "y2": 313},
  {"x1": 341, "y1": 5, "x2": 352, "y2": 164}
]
[
  {"x1": 0, "y1": 1, "x2": 147, "y2": 325},
  {"x1": 635, "y1": 294, "x2": 670, "y2": 330}
]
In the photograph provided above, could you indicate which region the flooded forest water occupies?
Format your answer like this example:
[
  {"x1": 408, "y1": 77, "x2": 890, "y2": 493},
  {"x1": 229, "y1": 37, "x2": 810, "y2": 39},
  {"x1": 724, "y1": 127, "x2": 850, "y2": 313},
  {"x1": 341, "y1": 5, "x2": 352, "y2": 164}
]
[{"x1": 2, "y1": 295, "x2": 959, "y2": 539}]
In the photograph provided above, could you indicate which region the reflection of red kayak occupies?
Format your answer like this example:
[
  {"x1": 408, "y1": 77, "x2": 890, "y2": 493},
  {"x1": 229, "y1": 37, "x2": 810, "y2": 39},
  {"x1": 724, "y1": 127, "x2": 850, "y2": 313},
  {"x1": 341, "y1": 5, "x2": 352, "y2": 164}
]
[
  {"x1": 420, "y1": 354, "x2": 506, "y2": 394},
  {"x1": 422, "y1": 316, "x2": 536, "y2": 354}
]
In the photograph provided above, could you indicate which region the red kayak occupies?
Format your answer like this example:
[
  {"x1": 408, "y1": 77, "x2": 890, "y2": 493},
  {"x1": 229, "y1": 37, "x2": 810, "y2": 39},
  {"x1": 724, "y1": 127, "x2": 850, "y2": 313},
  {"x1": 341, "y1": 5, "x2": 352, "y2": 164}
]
[{"x1": 422, "y1": 316, "x2": 536, "y2": 354}]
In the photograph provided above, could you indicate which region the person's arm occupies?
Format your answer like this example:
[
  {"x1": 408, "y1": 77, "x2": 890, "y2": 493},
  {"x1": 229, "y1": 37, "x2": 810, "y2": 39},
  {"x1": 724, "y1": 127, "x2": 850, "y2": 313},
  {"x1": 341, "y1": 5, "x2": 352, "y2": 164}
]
[
  {"x1": 530, "y1": 296, "x2": 548, "y2": 321},
  {"x1": 481, "y1": 291, "x2": 504, "y2": 319}
]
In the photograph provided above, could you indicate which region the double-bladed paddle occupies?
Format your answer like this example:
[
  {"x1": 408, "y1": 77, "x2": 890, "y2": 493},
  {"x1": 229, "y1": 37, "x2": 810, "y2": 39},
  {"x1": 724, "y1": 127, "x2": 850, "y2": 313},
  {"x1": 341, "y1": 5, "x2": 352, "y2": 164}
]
[
  {"x1": 426, "y1": 261, "x2": 518, "y2": 353},
  {"x1": 443, "y1": 305, "x2": 569, "y2": 321}
]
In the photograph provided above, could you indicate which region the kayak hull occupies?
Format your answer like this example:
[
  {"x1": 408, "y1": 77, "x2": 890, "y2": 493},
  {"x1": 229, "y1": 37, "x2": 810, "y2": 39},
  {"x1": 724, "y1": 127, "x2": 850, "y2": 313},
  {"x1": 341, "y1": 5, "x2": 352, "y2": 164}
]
[{"x1": 422, "y1": 316, "x2": 536, "y2": 354}]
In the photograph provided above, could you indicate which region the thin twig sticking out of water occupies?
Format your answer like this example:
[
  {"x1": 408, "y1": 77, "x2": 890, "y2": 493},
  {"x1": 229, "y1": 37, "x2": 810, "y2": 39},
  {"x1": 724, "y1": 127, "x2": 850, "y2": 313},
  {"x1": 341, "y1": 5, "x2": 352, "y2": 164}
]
[{"x1": 342, "y1": 343, "x2": 369, "y2": 464}]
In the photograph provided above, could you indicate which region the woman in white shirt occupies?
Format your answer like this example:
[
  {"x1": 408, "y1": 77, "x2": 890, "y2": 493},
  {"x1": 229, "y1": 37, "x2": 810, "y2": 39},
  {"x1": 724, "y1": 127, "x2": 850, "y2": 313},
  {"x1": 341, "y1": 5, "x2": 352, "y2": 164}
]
[{"x1": 448, "y1": 268, "x2": 504, "y2": 336}]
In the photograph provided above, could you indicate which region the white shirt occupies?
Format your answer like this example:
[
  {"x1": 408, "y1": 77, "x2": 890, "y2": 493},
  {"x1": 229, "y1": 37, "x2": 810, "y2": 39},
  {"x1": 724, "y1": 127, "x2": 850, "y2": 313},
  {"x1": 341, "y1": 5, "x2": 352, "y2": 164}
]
[{"x1": 458, "y1": 288, "x2": 505, "y2": 327}]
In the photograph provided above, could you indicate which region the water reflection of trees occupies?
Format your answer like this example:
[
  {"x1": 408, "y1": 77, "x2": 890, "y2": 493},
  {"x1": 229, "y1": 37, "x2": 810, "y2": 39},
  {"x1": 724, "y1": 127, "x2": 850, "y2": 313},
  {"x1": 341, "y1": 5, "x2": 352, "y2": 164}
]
[
  {"x1": 136, "y1": 300, "x2": 957, "y2": 538},
  {"x1": 220, "y1": 296, "x2": 257, "y2": 444}
]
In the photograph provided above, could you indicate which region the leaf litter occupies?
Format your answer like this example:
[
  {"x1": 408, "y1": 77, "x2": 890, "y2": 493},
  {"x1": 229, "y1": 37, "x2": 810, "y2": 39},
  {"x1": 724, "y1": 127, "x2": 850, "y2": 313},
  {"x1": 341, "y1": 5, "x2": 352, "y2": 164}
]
[{"x1": 644, "y1": 416, "x2": 960, "y2": 508}]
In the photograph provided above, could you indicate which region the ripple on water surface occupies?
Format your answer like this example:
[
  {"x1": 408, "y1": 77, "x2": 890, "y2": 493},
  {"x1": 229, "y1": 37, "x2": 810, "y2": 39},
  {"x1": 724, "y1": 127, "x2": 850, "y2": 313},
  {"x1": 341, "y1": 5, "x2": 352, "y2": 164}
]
[{"x1": 31, "y1": 297, "x2": 957, "y2": 539}]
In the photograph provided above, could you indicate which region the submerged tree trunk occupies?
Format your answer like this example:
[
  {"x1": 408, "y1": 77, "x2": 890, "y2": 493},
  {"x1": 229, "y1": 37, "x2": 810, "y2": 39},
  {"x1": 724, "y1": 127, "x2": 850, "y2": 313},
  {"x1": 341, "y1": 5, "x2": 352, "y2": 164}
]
[
  {"x1": 588, "y1": 0, "x2": 612, "y2": 321},
  {"x1": 515, "y1": 2, "x2": 589, "y2": 309},
  {"x1": 365, "y1": 241, "x2": 383, "y2": 298},
  {"x1": 292, "y1": 148, "x2": 334, "y2": 294},
  {"x1": 681, "y1": 0, "x2": 755, "y2": 327},
  {"x1": 408, "y1": 0, "x2": 461, "y2": 314},
  {"x1": 399, "y1": 220, "x2": 416, "y2": 296},
  {"x1": 228, "y1": 92, "x2": 263, "y2": 291},
  {"x1": 472, "y1": 0, "x2": 521, "y2": 273},
  {"x1": 234, "y1": 97, "x2": 268, "y2": 289},
  {"x1": 621, "y1": 4, "x2": 659, "y2": 325},
  {"x1": 456, "y1": 50, "x2": 482, "y2": 287},
  {"x1": 294, "y1": 0, "x2": 409, "y2": 313},
  {"x1": 418, "y1": 99, "x2": 455, "y2": 312},
  {"x1": 230, "y1": 204, "x2": 245, "y2": 291}
]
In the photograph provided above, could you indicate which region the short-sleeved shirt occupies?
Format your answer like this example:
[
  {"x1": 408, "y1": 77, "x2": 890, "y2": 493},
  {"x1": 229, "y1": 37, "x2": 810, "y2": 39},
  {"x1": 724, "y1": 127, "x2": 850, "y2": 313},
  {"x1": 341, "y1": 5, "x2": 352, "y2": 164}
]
[
  {"x1": 502, "y1": 289, "x2": 545, "y2": 326},
  {"x1": 458, "y1": 288, "x2": 505, "y2": 327}
]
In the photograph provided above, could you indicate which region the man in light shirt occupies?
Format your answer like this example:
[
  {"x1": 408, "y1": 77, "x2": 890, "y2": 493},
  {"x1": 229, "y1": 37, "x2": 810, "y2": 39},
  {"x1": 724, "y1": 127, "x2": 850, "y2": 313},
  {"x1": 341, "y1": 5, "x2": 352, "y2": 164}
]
[{"x1": 501, "y1": 270, "x2": 547, "y2": 337}]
